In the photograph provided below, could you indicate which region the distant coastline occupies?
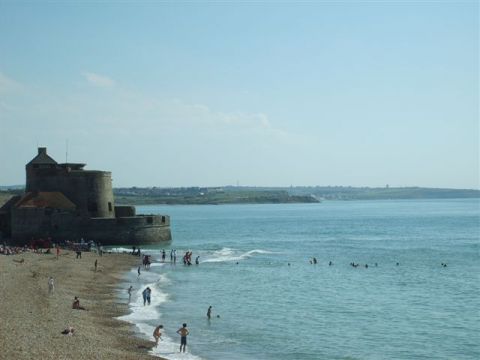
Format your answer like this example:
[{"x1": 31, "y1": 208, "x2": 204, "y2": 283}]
[{"x1": 2, "y1": 186, "x2": 478, "y2": 207}]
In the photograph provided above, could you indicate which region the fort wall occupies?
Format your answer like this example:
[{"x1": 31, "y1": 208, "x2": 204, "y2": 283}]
[
  {"x1": 3, "y1": 147, "x2": 172, "y2": 246},
  {"x1": 26, "y1": 168, "x2": 115, "y2": 218},
  {"x1": 10, "y1": 207, "x2": 171, "y2": 245}
]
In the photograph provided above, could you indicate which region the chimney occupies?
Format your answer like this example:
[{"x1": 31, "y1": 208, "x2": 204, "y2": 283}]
[{"x1": 38, "y1": 147, "x2": 47, "y2": 155}]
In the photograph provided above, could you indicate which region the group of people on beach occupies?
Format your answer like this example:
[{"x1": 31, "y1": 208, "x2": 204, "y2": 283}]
[
  {"x1": 152, "y1": 323, "x2": 190, "y2": 353},
  {"x1": 183, "y1": 251, "x2": 201, "y2": 265},
  {"x1": 152, "y1": 307, "x2": 217, "y2": 353},
  {"x1": 0, "y1": 244, "x2": 27, "y2": 255},
  {"x1": 142, "y1": 254, "x2": 151, "y2": 269}
]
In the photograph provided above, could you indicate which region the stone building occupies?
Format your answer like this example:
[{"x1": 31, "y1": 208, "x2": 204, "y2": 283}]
[{"x1": 0, "y1": 148, "x2": 171, "y2": 245}]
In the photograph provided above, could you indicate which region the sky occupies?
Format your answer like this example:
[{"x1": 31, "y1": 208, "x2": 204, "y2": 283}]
[{"x1": 0, "y1": 1, "x2": 478, "y2": 189}]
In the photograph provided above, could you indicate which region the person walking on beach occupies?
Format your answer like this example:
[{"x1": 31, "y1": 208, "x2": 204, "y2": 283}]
[
  {"x1": 177, "y1": 323, "x2": 189, "y2": 353},
  {"x1": 127, "y1": 285, "x2": 133, "y2": 303},
  {"x1": 153, "y1": 325, "x2": 163, "y2": 346},
  {"x1": 162, "y1": 249, "x2": 166, "y2": 262},
  {"x1": 56, "y1": 246, "x2": 60, "y2": 260},
  {"x1": 138, "y1": 266, "x2": 141, "y2": 277},
  {"x1": 94, "y1": 259, "x2": 98, "y2": 272},
  {"x1": 207, "y1": 306, "x2": 212, "y2": 319},
  {"x1": 48, "y1": 277, "x2": 55, "y2": 294}
]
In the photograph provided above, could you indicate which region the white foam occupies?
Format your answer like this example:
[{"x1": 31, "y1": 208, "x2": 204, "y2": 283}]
[
  {"x1": 118, "y1": 271, "x2": 204, "y2": 360},
  {"x1": 148, "y1": 327, "x2": 203, "y2": 360},
  {"x1": 119, "y1": 281, "x2": 168, "y2": 323},
  {"x1": 202, "y1": 248, "x2": 274, "y2": 263}
]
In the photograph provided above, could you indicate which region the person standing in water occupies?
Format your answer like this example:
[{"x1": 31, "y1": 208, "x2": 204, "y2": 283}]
[
  {"x1": 142, "y1": 287, "x2": 151, "y2": 306},
  {"x1": 177, "y1": 323, "x2": 189, "y2": 353},
  {"x1": 153, "y1": 325, "x2": 163, "y2": 346},
  {"x1": 207, "y1": 306, "x2": 212, "y2": 319},
  {"x1": 127, "y1": 285, "x2": 133, "y2": 303}
]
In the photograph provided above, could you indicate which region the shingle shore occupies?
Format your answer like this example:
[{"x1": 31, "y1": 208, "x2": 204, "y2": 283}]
[{"x1": 0, "y1": 251, "x2": 165, "y2": 360}]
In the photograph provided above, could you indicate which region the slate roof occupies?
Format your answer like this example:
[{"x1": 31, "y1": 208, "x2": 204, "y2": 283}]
[
  {"x1": 27, "y1": 148, "x2": 58, "y2": 166},
  {"x1": 15, "y1": 192, "x2": 76, "y2": 210}
]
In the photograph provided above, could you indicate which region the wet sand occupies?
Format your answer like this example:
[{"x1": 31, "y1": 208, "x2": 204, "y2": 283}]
[{"x1": 0, "y1": 250, "x2": 164, "y2": 359}]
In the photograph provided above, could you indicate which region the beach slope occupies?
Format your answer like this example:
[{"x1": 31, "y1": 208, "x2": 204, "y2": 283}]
[{"x1": 0, "y1": 251, "x2": 160, "y2": 360}]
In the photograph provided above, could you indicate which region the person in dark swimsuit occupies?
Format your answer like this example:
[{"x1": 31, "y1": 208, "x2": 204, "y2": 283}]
[{"x1": 177, "y1": 323, "x2": 189, "y2": 353}]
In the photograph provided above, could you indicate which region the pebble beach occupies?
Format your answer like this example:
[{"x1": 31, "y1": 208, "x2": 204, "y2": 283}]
[{"x1": 0, "y1": 250, "x2": 163, "y2": 360}]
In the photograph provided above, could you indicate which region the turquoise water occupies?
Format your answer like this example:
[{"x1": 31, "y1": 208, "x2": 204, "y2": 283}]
[{"x1": 118, "y1": 199, "x2": 479, "y2": 360}]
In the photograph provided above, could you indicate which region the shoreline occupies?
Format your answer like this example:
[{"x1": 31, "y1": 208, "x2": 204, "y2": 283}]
[{"x1": 0, "y1": 250, "x2": 165, "y2": 359}]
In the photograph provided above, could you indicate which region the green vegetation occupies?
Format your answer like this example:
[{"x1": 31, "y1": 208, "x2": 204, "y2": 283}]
[
  {"x1": 2, "y1": 186, "x2": 479, "y2": 207},
  {"x1": 114, "y1": 187, "x2": 318, "y2": 205},
  {"x1": 114, "y1": 186, "x2": 479, "y2": 205},
  {"x1": 286, "y1": 186, "x2": 480, "y2": 200}
]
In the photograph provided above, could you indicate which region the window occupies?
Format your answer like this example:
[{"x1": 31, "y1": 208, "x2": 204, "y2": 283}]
[
  {"x1": 161, "y1": 216, "x2": 166, "y2": 223},
  {"x1": 147, "y1": 217, "x2": 153, "y2": 224},
  {"x1": 108, "y1": 202, "x2": 112, "y2": 212}
]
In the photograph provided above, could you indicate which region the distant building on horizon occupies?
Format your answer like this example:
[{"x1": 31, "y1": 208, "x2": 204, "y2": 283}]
[{"x1": 0, "y1": 147, "x2": 171, "y2": 245}]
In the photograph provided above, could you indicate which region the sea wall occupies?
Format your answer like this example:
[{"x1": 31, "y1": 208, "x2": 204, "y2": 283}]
[{"x1": 9, "y1": 208, "x2": 171, "y2": 245}]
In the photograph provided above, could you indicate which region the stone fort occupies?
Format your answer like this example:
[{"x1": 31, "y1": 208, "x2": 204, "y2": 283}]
[{"x1": 0, "y1": 148, "x2": 171, "y2": 245}]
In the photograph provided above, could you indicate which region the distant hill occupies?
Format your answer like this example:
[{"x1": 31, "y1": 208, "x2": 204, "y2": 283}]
[
  {"x1": 2, "y1": 186, "x2": 478, "y2": 207},
  {"x1": 114, "y1": 187, "x2": 318, "y2": 205},
  {"x1": 113, "y1": 186, "x2": 479, "y2": 205},
  {"x1": 0, "y1": 185, "x2": 23, "y2": 191},
  {"x1": 283, "y1": 186, "x2": 480, "y2": 200}
]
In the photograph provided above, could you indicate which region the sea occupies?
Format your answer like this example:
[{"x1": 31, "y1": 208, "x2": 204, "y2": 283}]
[{"x1": 114, "y1": 199, "x2": 480, "y2": 360}]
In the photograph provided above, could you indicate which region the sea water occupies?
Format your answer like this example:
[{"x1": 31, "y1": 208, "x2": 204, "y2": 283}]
[{"x1": 115, "y1": 199, "x2": 479, "y2": 360}]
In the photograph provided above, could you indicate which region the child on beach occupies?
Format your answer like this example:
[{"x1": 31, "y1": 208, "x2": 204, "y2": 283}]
[
  {"x1": 48, "y1": 277, "x2": 54, "y2": 294},
  {"x1": 72, "y1": 296, "x2": 87, "y2": 310},
  {"x1": 153, "y1": 325, "x2": 163, "y2": 346},
  {"x1": 127, "y1": 285, "x2": 133, "y2": 303},
  {"x1": 61, "y1": 326, "x2": 75, "y2": 336}
]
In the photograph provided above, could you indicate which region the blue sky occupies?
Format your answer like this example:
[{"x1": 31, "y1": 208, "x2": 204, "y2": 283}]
[{"x1": 0, "y1": 1, "x2": 478, "y2": 188}]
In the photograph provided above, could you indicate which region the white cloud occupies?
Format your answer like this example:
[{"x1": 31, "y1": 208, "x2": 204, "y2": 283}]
[{"x1": 83, "y1": 72, "x2": 115, "y2": 87}]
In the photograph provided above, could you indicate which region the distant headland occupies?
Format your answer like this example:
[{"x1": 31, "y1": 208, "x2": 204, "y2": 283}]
[{"x1": 2, "y1": 185, "x2": 478, "y2": 206}]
